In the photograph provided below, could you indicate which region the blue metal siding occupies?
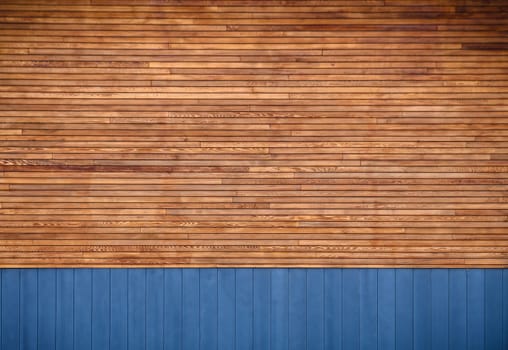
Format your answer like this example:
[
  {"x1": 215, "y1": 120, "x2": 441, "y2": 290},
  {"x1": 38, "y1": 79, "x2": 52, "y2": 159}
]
[{"x1": 0, "y1": 269, "x2": 507, "y2": 350}]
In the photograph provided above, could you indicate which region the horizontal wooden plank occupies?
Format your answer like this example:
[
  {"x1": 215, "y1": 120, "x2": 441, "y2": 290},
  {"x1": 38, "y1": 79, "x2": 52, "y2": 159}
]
[{"x1": 0, "y1": 0, "x2": 507, "y2": 267}]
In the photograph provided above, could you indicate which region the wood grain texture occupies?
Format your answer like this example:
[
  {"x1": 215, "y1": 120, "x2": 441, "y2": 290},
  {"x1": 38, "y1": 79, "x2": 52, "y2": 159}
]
[{"x1": 0, "y1": 0, "x2": 507, "y2": 267}]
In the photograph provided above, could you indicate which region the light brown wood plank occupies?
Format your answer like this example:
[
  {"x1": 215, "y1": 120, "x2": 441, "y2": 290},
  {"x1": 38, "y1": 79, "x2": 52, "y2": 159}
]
[{"x1": 0, "y1": 0, "x2": 507, "y2": 267}]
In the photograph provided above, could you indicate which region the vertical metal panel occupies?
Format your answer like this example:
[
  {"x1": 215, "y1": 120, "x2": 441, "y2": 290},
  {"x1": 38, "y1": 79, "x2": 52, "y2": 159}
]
[
  {"x1": 21, "y1": 269, "x2": 37, "y2": 350},
  {"x1": 38, "y1": 269, "x2": 56, "y2": 350},
  {"x1": 236, "y1": 269, "x2": 253, "y2": 350},
  {"x1": 378, "y1": 269, "x2": 396, "y2": 350},
  {"x1": 449, "y1": 270, "x2": 467, "y2": 350},
  {"x1": 110, "y1": 269, "x2": 127, "y2": 350},
  {"x1": 307, "y1": 269, "x2": 324, "y2": 350},
  {"x1": 0, "y1": 269, "x2": 506, "y2": 349},
  {"x1": 324, "y1": 269, "x2": 342, "y2": 350},
  {"x1": 1, "y1": 269, "x2": 19, "y2": 350},
  {"x1": 199, "y1": 269, "x2": 218, "y2": 350},
  {"x1": 182, "y1": 269, "x2": 200, "y2": 350},
  {"x1": 56, "y1": 269, "x2": 74, "y2": 350},
  {"x1": 253, "y1": 269, "x2": 270, "y2": 350},
  {"x1": 288, "y1": 269, "x2": 306, "y2": 350},
  {"x1": 342, "y1": 269, "x2": 360, "y2": 349},
  {"x1": 270, "y1": 269, "x2": 289, "y2": 350},
  {"x1": 74, "y1": 269, "x2": 92, "y2": 350},
  {"x1": 218, "y1": 269, "x2": 235, "y2": 350},
  {"x1": 92, "y1": 269, "x2": 109, "y2": 349},
  {"x1": 360, "y1": 269, "x2": 378, "y2": 350},
  {"x1": 127, "y1": 269, "x2": 145, "y2": 350},
  {"x1": 504, "y1": 270, "x2": 508, "y2": 349},
  {"x1": 431, "y1": 270, "x2": 449, "y2": 350},
  {"x1": 396, "y1": 269, "x2": 414, "y2": 349},
  {"x1": 414, "y1": 269, "x2": 432, "y2": 350},
  {"x1": 485, "y1": 269, "x2": 503, "y2": 350},
  {"x1": 467, "y1": 270, "x2": 485, "y2": 350},
  {"x1": 163, "y1": 269, "x2": 181, "y2": 350},
  {"x1": 146, "y1": 269, "x2": 164, "y2": 350}
]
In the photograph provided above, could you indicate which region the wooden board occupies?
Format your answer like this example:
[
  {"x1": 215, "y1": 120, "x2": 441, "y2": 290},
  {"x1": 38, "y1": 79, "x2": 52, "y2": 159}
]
[{"x1": 0, "y1": 0, "x2": 507, "y2": 267}]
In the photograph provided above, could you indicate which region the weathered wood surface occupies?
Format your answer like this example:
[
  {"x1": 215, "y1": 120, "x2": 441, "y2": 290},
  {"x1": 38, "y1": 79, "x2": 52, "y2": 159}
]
[{"x1": 0, "y1": 0, "x2": 507, "y2": 267}]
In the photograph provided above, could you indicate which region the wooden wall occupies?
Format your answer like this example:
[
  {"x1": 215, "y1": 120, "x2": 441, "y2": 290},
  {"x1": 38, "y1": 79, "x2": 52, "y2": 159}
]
[
  {"x1": 1, "y1": 268, "x2": 507, "y2": 349},
  {"x1": 0, "y1": 0, "x2": 507, "y2": 267}
]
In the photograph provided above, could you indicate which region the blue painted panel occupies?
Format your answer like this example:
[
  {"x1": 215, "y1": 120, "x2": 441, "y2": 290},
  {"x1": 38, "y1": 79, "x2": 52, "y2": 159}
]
[
  {"x1": 182, "y1": 268, "x2": 200, "y2": 350},
  {"x1": 20, "y1": 269, "x2": 37, "y2": 350},
  {"x1": 218, "y1": 269, "x2": 235, "y2": 350},
  {"x1": 359, "y1": 269, "x2": 377, "y2": 350},
  {"x1": 56, "y1": 269, "x2": 74, "y2": 350},
  {"x1": 163, "y1": 269, "x2": 181, "y2": 350},
  {"x1": 74, "y1": 269, "x2": 92, "y2": 350},
  {"x1": 110, "y1": 269, "x2": 127, "y2": 350},
  {"x1": 127, "y1": 269, "x2": 146, "y2": 350},
  {"x1": 504, "y1": 270, "x2": 508, "y2": 350},
  {"x1": 288, "y1": 269, "x2": 306, "y2": 350},
  {"x1": 485, "y1": 269, "x2": 503, "y2": 350},
  {"x1": 200, "y1": 269, "x2": 218, "y2": 350},
  {"x1": 467, "y1": 269, "x2": 485, "y2": 350},
  {"x1": 271, "y1": 269, "x2": 289, "y2": 350},
  {"x1": 414, "y1": 269, "x2": 431, "y2": 350},
  {"x1": 396, "y1": 269, "x2": 413, "y2": 350},
  {"x1": 146, "y1": 269, "x2": 164, "y2": 350},
  {"x1": 252, "y1": 269, "x2": 270, "y2": 350},
  {"x1": 342, "y1": 269, "x2": 360, "y2": 350},
  {"x1": 307, "y1": 269, "x2": 324, "y2": 350},
  {"x1": 92, "y1": 269, "x2": 109, "y2": 350},
  {"x1": 377, "y1": 269, "x2": 395, "y2": 350},
  {"x1": 38, "y1": 269, "x2": 56, "y2": 350},
  {"x1": 431, "y1": 269, "x2": 448, "y2": 350},
  {"x1": 0, "y1": 268, "x2": 506, "y2": 350},
  {"x1": 1, "y1": 269, "x2": 19, "y2": 350},
  {"x1": 236, "y1": 269, "x2": 253, "y2": 350},
  {"x1": 449, "y1": 270, "x2": 467, "y2": 350},
  {"x1": 324, "y1": 269, "x2": 342, "y2": 350}
]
